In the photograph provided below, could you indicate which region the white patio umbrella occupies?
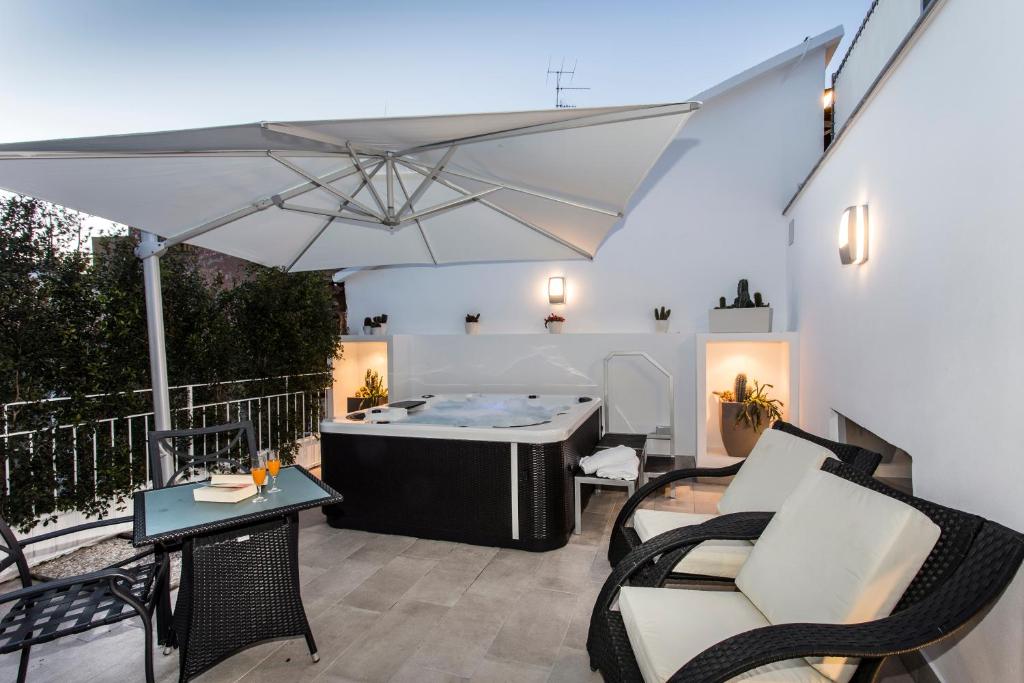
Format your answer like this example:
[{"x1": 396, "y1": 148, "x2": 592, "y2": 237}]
[{"x1": 0, "y1": 102, "x2": 699, "y2": 435}]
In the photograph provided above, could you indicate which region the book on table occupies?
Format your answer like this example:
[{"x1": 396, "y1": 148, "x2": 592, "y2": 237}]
[{"x1": 193, "y1": 473, "x2": 257, "y2": 503}]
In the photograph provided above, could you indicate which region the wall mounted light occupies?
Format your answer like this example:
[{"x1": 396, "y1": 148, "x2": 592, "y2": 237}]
[
  {"x1": 548, "y1": 276, "x2": 566, "y2": 304},
  {"x1": 838, "y1": 205, "x2": 869, "y2": 265}
]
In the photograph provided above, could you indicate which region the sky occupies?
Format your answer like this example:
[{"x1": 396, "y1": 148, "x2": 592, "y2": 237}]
[{"x1": 0, "y1": 0, "x2": 873, "y2": 144}]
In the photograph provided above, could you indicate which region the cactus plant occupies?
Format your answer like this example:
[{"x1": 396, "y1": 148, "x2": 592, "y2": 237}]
[
  {"x1": 733, "y1": 373, "x2": 748, "y2": 403},
  {"x1": 737, "y1": 279, "x2": 753, "y2": 308},
  {"x1": 465, "y1": 313, "x2": 481, "y2": 323},
  {"x1": 753, "y1": 292, "x2": 765, "y2": 307},
  {"x1": 654, "y1": 306, "x2": 671, "y2": 321},
  {"x1": 717, "y1": 296, "x2": 727, "y2": 309}
]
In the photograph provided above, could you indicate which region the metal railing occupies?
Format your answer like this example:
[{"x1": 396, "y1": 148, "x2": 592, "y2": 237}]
[{"x1": 1, "y1": 373, "x2": 330, "y2": 502}]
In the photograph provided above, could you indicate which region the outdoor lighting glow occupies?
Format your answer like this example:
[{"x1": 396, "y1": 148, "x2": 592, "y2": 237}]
[
  {"x1": 838, "y1": 205, "x2": 869, "y2": 265},
  {"x1": 822, "y1": 88, "x2": 834, "y2": 109},
  {"x1": 548, "y1": 276, "x2": 566, "y2": 304}
]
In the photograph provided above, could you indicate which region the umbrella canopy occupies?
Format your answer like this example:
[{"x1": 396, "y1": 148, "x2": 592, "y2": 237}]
[{"x1": 0, "y1": 103, "x2": 698, "y2": 270}]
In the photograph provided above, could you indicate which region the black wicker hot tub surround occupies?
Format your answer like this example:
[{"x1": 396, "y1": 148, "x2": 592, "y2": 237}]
[
  {"x1": 606, "y1": 420, "x2": 884, "y2": 572},
  {"x1": 586, "y1": 458, "x2": 1024, "y2": 682},
  {"x1": 322, "y1": 411, "x2": 600, "y2": 551}
]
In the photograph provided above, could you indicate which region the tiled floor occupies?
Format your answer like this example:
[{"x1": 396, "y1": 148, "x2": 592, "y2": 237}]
[{"x1": 0, "y1": 481, "x2": 914, "y2": 682}]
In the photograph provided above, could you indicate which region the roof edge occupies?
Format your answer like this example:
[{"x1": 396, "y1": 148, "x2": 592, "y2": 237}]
[
  {"x1": 691, "y1": 25, "x2": 844, "y2": 102},
  {"x1": 783, "y1": 0, "x2": 946, "y2": 215}
]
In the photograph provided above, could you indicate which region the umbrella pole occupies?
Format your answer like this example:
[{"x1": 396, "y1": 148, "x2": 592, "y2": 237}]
[{"x1": 136, "y1": 231, "x2": 173, "y2": 478}]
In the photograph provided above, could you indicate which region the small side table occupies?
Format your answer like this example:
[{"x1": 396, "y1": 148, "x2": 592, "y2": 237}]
[
  {"x1": 573, "y1": 432, "x2": 647, "y2": 535},
  {"x1": 574, "y1": 475, "x2": 637, "y2": 534}
]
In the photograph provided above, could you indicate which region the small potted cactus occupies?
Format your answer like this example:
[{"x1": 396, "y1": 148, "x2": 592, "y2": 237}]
[
  {"x1": 709, "y1": 279, "x2": 772, "y2": 332},
  {"x1": 465, "y1": 313, "x2": 481, "y2": 335},
  {"x1": 368, "y1": 314, "x2": 388, "y2": 336},
  {"x1": 362, "y1": 317, "x2": 373, "y2": 335},
  {"x1": 544, "y1": 313, "x2": 565, "y2": 334},
  {"x1": 654, "y1": 306, "x2": 671, "y2": 333},
  {"x1": 713, "y1": 373, "x2": 784, "y2": 457}
]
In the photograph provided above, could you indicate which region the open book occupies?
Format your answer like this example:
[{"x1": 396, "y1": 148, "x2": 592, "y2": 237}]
[{"x1": 193, "y1": 473, "x2": 257, "y2": 503}]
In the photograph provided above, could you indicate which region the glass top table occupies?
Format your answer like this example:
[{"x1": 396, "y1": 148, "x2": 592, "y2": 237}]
[{"x1": 132, "y1": 465, "x2": 343, "y2": 546}]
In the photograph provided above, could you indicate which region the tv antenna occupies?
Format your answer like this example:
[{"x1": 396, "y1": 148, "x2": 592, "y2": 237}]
[{"x1": 546, "y1": 58, "x2": 590, "y2": 108}]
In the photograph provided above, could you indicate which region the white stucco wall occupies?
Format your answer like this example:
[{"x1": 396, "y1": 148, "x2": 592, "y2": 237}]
[
  {"x1": 786, "y1": 0, "x2": 1024, "y2": 679},
  {"x1": 832, "y1": 0, "x2": 922, "y2": 131},
  {"x1": 345, "y1": 35, "x2": 834, "y2": 453}
]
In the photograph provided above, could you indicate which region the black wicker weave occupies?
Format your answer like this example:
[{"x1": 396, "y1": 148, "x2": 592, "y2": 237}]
[
  {"x1": 172, "y1": 515, "x2": 317, "y2": 683},
  {"x1": 0, "y1": 515, "x2": 168, "y2": 683},
  {"x1": 607, "y1": 420, "x2": 882, "y2": 568},
  {"x1": 147, "y1": 420, "x2": 259, "y2": 489},
  {"x1": 587, "y1": 459, "x2": 1024, "y2": 683}
]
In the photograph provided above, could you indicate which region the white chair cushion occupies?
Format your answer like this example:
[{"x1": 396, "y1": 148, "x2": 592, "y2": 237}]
[
  {"x1": 716, "y1": 429, "x2": 834, "y2": 515},
  {"x1": 633, "y1": 509, "x2": 752, "y2": 579},
  {"x1": 735, "y1": 469, "x2": 941, "y2": 683},
  {"x1": 619, "y1": 586, "x2": 829, "y2": 683}
]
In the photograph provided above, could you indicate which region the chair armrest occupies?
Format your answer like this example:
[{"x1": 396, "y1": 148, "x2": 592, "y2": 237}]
[
  {"x1": 0, "y1": 566, "x2": 141, "y2": 605},
  {"x1": 19, "y1": 515, "x2": 134, "y2": 547},
  {"x1": 610, "y1": 462, "x2": 744, "y2": 536},
  {"x1": 596, "y1": 512, "x2": 771, "y2": 612}
]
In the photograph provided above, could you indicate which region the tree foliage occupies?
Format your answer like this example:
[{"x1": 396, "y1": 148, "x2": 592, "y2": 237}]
[{"x1": 0, "y1": 196, "x2": 341, "y2": 531}]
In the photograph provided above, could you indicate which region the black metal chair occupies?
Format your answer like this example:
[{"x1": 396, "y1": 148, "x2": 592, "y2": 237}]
[
  {"x1": 0, "y1": 515, "x2": 168, "y2": 683},
  {"x1": 147, "y1": 420, "x2": 258, "y2": 489},
  {"x1": 587, "y1": 458, "x2": 1024, "y2": 682},
  {"x1": 606, "y1": 420, "x2": 883, "y2": 570}
]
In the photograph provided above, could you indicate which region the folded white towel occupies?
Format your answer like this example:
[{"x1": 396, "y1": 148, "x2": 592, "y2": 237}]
[
  {"x1": 579, "y1": 445, "x2": 637, "y2": 474},
  {"x1": 595, "y1": 458, "x2": 639, "y2": 481}
]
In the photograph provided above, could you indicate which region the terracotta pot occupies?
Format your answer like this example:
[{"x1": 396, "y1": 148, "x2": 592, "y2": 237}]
[{"x1": 719, "y1": 402, "x2": 767, "y2": 458}]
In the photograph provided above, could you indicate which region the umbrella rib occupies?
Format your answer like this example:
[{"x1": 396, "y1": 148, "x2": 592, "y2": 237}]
[
  {"x1": 396, "y1": 146, "x2": 457, "y2": 219},
  {"x1": 162, "y1": 161, "x2": 366, "y2": 249},
  {"x1": 396, "y1": 159, "x2": 593, "y2": 260},
  {"x1": 394, "y1": 101, "x2": 699, "y2": 156},
  {"x1": 399, "y1": 187, "x2": 500, "y2": 223},
  {"x1": 346, "y1": 143, "x2": 388, "y2": 219},
  {"x1": 285, "y1": 161, "x2": 388, "y2": 270},
  {"x1": 394, "y1": 169, "x2": 438, "y2": 265},
  {"x1": 400, "y1": 159, "x2": 619, "y2": 218},
  {"x1": 268, "y1": 152, "x2": 383, "y2": 220}
]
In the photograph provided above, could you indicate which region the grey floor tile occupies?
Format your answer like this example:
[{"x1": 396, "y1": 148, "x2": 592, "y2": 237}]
[
  {"x1": 389, "y1": 660, "x2": 469, "y2": 682},
  {"x1": 345, "y1": 533, "x2": 418, "y2": 565},
  {"x1": 548, "y1": 647, "x2": 602, "y2": 682},
  {"x1": 466, "y1": 548, "x2": 543, "y2": 600},
  {"x1": 532, "y1": 544, "x2": 599, "y2": 595},
  {"x1": 405, "y1": 592, "x2": 510, "y2": 678},
  {"x1": 341, "y1": 555, "x2": 438, "y2": 612},
  {"x1": 321, "y1": 600, "x2": 449, "y2": 682},
  {"x1": 562, "y1": 582, "x2": 601, "y2": 651},
  {"x1": 301, "y1": 557, "x2": 383, "y2": 617},
  {"x1": 487, "y1": 588, "x2": 576, "y2": 669},
  {"x1": 402, "y1": 538, "x2": 458, "y2": 560},
  {"x1": 470, "y1": 657, "x2": 550, "y2": 683}
]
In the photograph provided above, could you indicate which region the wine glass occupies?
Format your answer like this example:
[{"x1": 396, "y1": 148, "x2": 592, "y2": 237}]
[
  {"x1": 267, "y1": 453, "x2": 282, "y2": 493},
  {"x1": 251, "y1": 463, "x2": 268, "y2": 503}
]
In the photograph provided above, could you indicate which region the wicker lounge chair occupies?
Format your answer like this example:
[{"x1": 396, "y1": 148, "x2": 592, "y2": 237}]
[
  {"x1": 0, "y1": 515, "x2": 168, "y2": 683},
  {"x1": 147, "y1": 420, "x2": 258, "y2": 488},
  {"x1": 607, "y1": 421, "x2": 882, "y2": 581},
  {"x1": 588, "y1": 458, "x2": 1024, "y2": 682}
]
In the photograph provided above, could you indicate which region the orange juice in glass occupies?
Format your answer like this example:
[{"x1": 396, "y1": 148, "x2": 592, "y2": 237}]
[
  {"x1": 267, "y1": 455, "x2": 282, "y2": 493},
  {"x1": 251, "y1": 466, "x2": 268, "y2": 502}
]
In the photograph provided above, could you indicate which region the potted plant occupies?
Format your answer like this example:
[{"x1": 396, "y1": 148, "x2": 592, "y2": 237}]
[
  {"x1": 713, "y1": 373, "x2": 784, "y2": 458},
  {"x1": 367, "y1": 314, "x2": 388, "y2": 336},
  {"x1": 347, "y1": 369, "x2": 389, "y2": 412},
  {"x1": 709, "y1": 279, "x2": 773, "y2": 332},
  {"x1": 465, "y1": 313, "x2": 481, "y2": 335},
  {"x1": 654, "y1": 306, "x2": 671, "y2": 333},
  {"x1": 544, "y1": 313, "x2": 565, "y2": 334}
]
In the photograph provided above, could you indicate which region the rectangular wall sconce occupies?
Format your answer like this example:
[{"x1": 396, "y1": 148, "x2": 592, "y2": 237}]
[
  {"x1": 548, "y1": 276, "x2": 566, "y2": 304},
  {"x1": 838, "y1": 205, "x2": 869, "y2": 265}
]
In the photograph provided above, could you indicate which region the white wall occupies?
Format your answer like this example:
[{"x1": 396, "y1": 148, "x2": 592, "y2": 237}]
[
  {"x1": 832, "y1": 0, "x2": 922, "y2": 131},
  {"x1": 786, "y1": 1, "x2": 1024, "y2": 679},
  {"x1": 346, "y1": 35, "x2": 835, "y2": 453}
]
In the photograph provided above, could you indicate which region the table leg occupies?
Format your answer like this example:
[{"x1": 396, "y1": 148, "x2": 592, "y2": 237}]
[{"x1": 154, "y1": 543, "x2": 175, "y2": 652}]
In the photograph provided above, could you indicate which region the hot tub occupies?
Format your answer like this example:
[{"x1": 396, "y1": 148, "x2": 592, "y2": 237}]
[{"x1": 320, "y1": 394, "x2": 602, "y2": 551}]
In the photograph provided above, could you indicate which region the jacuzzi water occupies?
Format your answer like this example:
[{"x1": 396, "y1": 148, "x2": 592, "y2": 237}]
[{"x1": 399, "y1": 394, "x2": 577, "y2": 428}]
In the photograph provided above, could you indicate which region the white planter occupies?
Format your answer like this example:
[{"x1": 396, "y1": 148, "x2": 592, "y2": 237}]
[
  {"x1": 373, "y1": 323, "x2": 388, "y2": 336},
  {"x1": 655, "y1": 319, "x2": 670, "y2": 333},
  {"x1": 362, "y1": 325, "x2": 372, "y2": 335},
  {"x1": 546, "y1": 320, "x2": 564, "y2": 334},
  {"x1": 465, "y1": 321, "x2": 480, "y2": 335},
  {"x1": 709, "y1": 308, "x2": 773, "y2": 333}
]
